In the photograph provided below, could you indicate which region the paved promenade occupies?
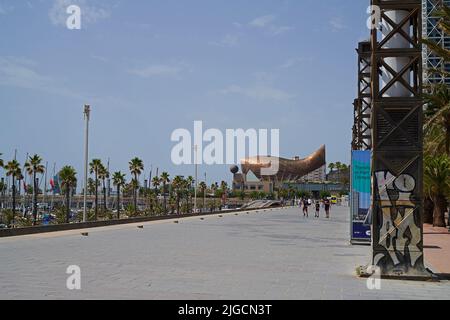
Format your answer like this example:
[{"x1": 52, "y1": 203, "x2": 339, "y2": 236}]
[
  {"x1": 0, "y1": 206, "x2": 449, "y2": 300},
  {"x1": 424, "y1": 223, "x2": 450, "y2": 275}
]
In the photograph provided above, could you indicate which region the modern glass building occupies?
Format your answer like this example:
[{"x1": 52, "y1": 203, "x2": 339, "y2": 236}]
[{"x1": 423, "y1": 0, "x2": 450, "y2": 84}]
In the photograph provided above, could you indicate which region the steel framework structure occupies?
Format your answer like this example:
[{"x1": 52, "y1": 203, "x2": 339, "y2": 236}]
[
  {"x1": 422, "y1": 0, "x2": 450, "y2": 85},
  {"x1": 352, "y1": 41, "x2": 373, "y2": 151},
  {"x1": 365, "y1": 0, "x2": 431, "y2": 279}
]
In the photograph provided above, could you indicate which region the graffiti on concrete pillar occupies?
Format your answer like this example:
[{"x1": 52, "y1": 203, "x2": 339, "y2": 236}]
[{"x1": 374, "y1": 171, "x2": 422, "y2": 268}]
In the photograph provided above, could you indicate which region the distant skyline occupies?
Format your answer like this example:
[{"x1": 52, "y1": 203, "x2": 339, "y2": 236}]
[{"x1": 1, "y1": 0, "x2": 371, "y2": 185}]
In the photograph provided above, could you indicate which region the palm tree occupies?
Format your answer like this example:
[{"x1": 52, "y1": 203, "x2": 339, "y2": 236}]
[
  {"x1": 5, "y1": 160, "x2": 21, "y2": 223},
  {"x1": 424, "y1": 84, "x2": 450, "y2": 156},
  {"x1": 328, "y1": 163, "x2": 335, "y2": 173},
  {"x1": 129, "y1": 157, "x2": 144, "y2": 214},
  {"x1": 172, "y1": 176, "x2": 184, "y2": 214},
  {"x1": 98, "y1": 164, "x2": 109, "y2": 213},
  {"x1": 151, "y1": 176, "x2": 161, "y2": 213},
  {"x1": 59, "y1": 166, "x2": 77, "y2": 224},
  {"x1": 186, "y1": 176, "x2": 194, "y2": 213},
  {"x1": 160, "y1": 172, "x2": 170, "y2": 213},
  {"x1": 87, "y1": 178, "x2": 96, "y2": 195},
  {"x1": 220, "y1": 181, "x2": 228, "y2": 206},
  {"x1": 24, "y1": 155, "x2": 45, "y2": 225},
  {"x1": 199, "y1": 181, "x2": 207, "y2": 210},
  {"x1": 424, "y1": 155, "x2": 450, "y2": 227},
  {"x1": 112, "y1": 171, "x2": 126, "y2": 220},
  {"x1": 152, "y1": 176, "x2": 161, "y2": 194},
  {"x1": 335, "y1": 161, "x2": 342, "y2": 174},
  {"x1": 0, "y1": 153, "x2": 3, "y2": 168},
  {"x1": 210, "y1": 183, "x2": 218, "y2": 210},
  {"x1": 89, "y1": 159, "x2": 103, "y2": 220}
]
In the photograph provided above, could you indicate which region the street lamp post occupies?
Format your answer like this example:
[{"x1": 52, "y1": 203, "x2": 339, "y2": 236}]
[{"x1": 83, "y1": 105, "x2": 90, "y2": 222}]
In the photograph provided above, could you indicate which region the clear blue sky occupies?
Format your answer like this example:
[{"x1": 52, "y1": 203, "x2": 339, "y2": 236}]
[{"x1": 0, "y1": 0, "x2": 371, "y2": 186}]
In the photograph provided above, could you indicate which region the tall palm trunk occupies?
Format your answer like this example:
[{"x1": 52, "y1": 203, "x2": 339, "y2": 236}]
[
  {"x1": 66, "y1": 187, "x2": 71, "y2": 223},
  {"x1": 134, "y1": 174, "x2": 138, "y2": 214},
  {"x1": 94, "y1": 173, "x2": 98, "y2": 220},
  {"x1": 432, "y1": 194, "x2": 448, "y2": 227},
  {"x1": 163, "y1": 182, "x2": 167, "y2": 213},
  {"x1": 203, "y1": 193, "x2": 206, "y2": 210},
  {"x1": 424, "y1": 197, "x2": 434, "y2": 224},
  {"x1": 32, "y1": 173, "x2": 38, "y2": 225},
  {"x1": 117, "y1": 185, "x2": 120, "y2": 220},
  {"x1": 12, "y1": 176, "x2": 16, "y2": 224},
  {"x1": 102, "y1": 179, "x2": 107, "y2": 212}
]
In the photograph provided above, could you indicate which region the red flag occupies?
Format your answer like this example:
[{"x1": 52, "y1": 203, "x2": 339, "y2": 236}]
[{"x1": 50, "y1": 179, "x2": 55, "y2": 190}]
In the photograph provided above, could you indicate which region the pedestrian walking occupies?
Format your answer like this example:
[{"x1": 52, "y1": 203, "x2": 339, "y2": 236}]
[
  {"x1": 315, "y1": 201, "x2": 320, "y2": 218},
  {"x1": 324, "y1": 198, "x2": 331, "y2": 219},
  {"x1": 302, "y1": 198, "x2": 309, "y2": 218}
]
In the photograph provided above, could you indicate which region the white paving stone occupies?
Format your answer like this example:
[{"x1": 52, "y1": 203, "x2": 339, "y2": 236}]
[{"x1": 0, "y1": 207, "x2": 449, "y2": 300}]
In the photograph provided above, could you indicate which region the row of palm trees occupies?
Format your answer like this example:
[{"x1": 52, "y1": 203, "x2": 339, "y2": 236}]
[
  {"x1": 0, "y1": 152, "x2": 234, "y2": 226},
  {"x1": 327, "y1": 162, "x2": 349, "y2": 173},
  {"x1": 0, "y1": 153, "x2": 78, "y2": 225}
]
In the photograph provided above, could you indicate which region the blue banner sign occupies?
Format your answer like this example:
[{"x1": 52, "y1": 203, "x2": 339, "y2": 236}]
[{"x1": 351, "y1": 150, "x2": 371, "y2": 242}]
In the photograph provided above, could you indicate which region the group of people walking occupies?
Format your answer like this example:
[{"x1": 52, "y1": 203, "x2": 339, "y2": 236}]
[{"x1": 300, "y1": 198, "x2": 331, "y2": 219}]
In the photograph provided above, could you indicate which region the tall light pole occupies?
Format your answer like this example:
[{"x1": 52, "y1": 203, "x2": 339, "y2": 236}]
[
  {"x1": 83, "y1": 105, "x2": 90, "y2": 222},
  {"x1": 194, "y1": 145, "x2": 198, "y2": 214}
]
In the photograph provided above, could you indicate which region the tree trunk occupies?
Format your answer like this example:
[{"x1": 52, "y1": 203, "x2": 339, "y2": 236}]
[
  {"x1": 103, "y1": 181, "x2": 107, "y2": 213},
  {"x1": 117, "y1": 185, "x2": 120, "y2": 220},
  {"x1": 33, "y1": 174, "x2": 38, "y2": 225},
  {"x1": 202, "y1": 190, "x2": 206, "y2": 209},
  {"x1": 432, "y1": 194, "x2": 447, "y2": 227},
  {"x1": 66, "y1": 188, "x2": 70, "y2": 223},
  {"x1": 134, "y1": 174, "x2": 138, "y2": 214},
  {"x1": 424, "y1": 196, "x2": 434, "y2": 224},
  {"x1": 94, "y1": 174, "x2": 98, "y2": 220},
  {"x1": 163, "y1": 183, "x2": 167, "y2": 214},
  {"x1": 12, "y1": 176, "x2": 16, "y2": 224}
]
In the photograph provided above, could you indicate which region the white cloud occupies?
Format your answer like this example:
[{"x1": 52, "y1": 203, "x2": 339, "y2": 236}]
[
  {"x1": 49, "y1": 0, "x2": 111, "y2": 27},
  {"x1": 0, "y1": 3, "x2": 13, "y2": 15},
  {"x1": 0, "y1": 57, "x2": 51, "y2": 89},
  {"x1": 329, "y1": 17, "x2": 347, "y2": 32},
  {"x1": 270, "y1": 25, "x2": 294, "y2": 36},
  {"x1": 279, "y1": 57, "x2": 306, "y2": 69},
  {"x1": 0, "y1": 56, "x2": 80, "y2": 98},
  {"x1": 91, "y1": 55, "x2": 109, "y2": 63},
  {"x1": 219, "y1": 84, "x2": 294, "y2": 102},
  {"x1": 210, "y1": 34, "x2": 240, "y2": 48},
  {"x1": 249, "y1": 14, "x2": 293, "y2": 36},
  {"x1": 249, "y1": 15, "x2": 276, "y2": 28},
  {"x1": 127, "y1": 62, "x2": 192, "y2": 78}
]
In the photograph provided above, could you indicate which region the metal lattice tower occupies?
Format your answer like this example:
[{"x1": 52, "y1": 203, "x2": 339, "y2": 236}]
[
  {"x1": 355, "y1": 41, "x2": 372, "y2": 151},
  {"x1": 352, "y1": 42, "x2": 372, "y2": 151},
  {"x1": 362, "y1": 0, "x2": 432, "y2": 279},
  {"x1": 422, "y1": 0, "x2": 450, "y2": 84}
]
